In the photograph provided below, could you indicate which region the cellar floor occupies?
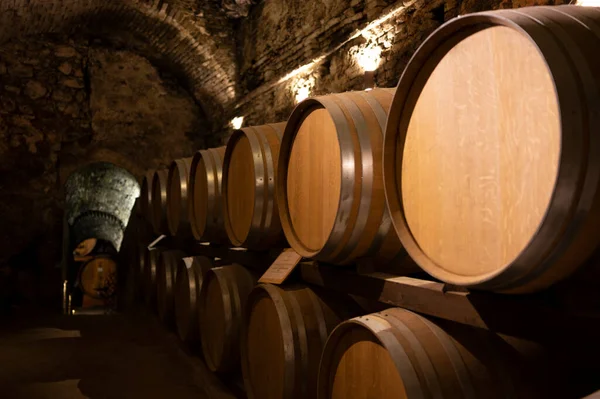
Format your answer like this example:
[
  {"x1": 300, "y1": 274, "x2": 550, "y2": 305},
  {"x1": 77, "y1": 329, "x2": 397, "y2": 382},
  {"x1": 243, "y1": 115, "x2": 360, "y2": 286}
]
[{"x1": 0, "y1": 308, "x2": 234, "y2": 399}]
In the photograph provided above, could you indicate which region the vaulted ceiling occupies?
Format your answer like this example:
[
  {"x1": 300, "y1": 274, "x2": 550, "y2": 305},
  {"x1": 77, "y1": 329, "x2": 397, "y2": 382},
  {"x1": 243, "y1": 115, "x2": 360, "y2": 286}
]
[{"x1": 0, "y1": 0, "x2": 251, "y2": 123}]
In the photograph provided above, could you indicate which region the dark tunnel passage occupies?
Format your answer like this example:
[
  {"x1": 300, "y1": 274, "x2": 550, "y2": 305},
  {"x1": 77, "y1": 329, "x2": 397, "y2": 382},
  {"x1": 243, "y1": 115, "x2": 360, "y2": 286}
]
[{"x1": 63, "y1": 162, "x2": 139, "y2": 313}]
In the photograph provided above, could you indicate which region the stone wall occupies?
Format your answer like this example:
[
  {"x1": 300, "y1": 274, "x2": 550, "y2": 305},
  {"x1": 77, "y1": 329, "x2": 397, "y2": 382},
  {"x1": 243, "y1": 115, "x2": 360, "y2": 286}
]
[
  {"x1": 0, "y1": 35, "x2": 207, "y2": 308},
  {"x1": 0, "y1": 37, "x2": 91, "y2": 306},
  {"x1": 228, "y1": 0, "x2": 570, "y2": 131}
]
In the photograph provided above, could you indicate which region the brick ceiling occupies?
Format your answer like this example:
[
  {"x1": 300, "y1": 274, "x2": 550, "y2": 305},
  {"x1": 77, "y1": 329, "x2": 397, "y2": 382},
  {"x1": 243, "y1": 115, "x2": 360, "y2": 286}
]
[{"x1": 0, "y1": 0, "x2": 243, "y2": 120}]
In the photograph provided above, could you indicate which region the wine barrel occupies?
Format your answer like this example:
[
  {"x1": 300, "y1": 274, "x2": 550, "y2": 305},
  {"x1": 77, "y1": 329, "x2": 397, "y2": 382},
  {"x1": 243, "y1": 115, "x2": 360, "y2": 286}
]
[
  {"x1": 383, "y1": 6, "x2": 600, "y2": 293},
  {"x1": 79, "y1": 257, "x2": 117, "y2": 299},
  {"x1": 277, "y1": 90, "x2": 404, "y2": 265},
  {"x1": 143, "y1": 247, "x2": 162, "y2": 307},
  {"x1": 135, "y1": 242, "x2": 145, "y2": 287},
  {"x1": 222, "y1": 123, "x2": 286, "y2": 249},
  {"x1": 241, "y1": 284, "x2": 359, "y2": 399},
  {"x1": 174, "y1": 256, "x2": 213, "y2": 343},
  {"x1": 199, "y1": 264, "x2": 256, "y2": 373},
  {"x1": 167, "y1": 157, "x2": 193, "y2": 237},
  {"x1": 318, "y1": 308, "x2": 562, "y2": 399},
  {"x1": 140, "y1": 171, "x2": 154, "y2": 224},
  {"x1": 151, "y1": 169, "x2": 169, "y2": 235},
  {"x1": 189, "y1": 147, "x2": 227, "y2": 242},
  {"x1": 156, "y1": 250, "x2": 185, "y2": 324}
]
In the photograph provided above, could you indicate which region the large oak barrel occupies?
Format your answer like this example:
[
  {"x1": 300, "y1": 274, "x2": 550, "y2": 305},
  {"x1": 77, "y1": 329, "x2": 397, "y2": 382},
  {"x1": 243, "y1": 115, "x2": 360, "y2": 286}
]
[
  {"x1": 318, "y1": 308, "x2": 563, "y2": 399},
  {"x1": 142, "y1": 247, "x2": 162, "y2": 307},
  {"x1": 139, "y1": 171, "x2": 154, "y2": 222},
  {"x1": 383, "y1": 6, "x2": 600, "y2": 293},
  {"x1": 189, "y1": 147, "x2": 227, "y2": 242},
  {"x1": 174, "y1": 256, "x2": 213, "y2": 343},
  {"x1": 222, "y1": 123, "x2": 286, "y2": 249},
  {"x1": 156, "y1": 250, "x2": 185, "y2": 324},
  {"x1": 199, "y1": 264, "x2": 256, "y2": 373},
  {"x1": 241, "y1": 284, "x2": 359, "y2": 399},
  {"x1": 167, "y1": 157, "x2": 193, "y2": 237},
  {"x1": 151, "y1": 169, "x2": 169, "y2": 235},
  {"x1": 277, "y1": 90, "x2": 404, "y2": 265}
]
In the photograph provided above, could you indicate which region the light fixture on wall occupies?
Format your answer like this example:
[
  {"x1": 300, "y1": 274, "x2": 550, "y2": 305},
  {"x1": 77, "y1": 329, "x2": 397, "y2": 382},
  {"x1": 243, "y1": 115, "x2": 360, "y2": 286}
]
[
  {"x1": 355, "y1": 43, "x2": 382, "y2": 72},
  {"x1": 576, "y1": 0, "x2": 600, "y2": 5},
  {"x1": 291, "y1": 76, "x2": 315, "y2": 104},
  {"x1": 231, "y1": 116, "x2": 244, "y2": 130},
  {"x1": 351, "y1": 41, "x2": 382, "y2": 90}
]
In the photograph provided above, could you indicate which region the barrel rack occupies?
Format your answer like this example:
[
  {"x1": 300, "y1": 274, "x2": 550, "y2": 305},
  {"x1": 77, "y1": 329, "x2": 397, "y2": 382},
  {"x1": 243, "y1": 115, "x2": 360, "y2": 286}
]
[
  {"x1": 119, "y1": 196, "x2": 600, "y2": 399},
  {"x1": 136, "y1": 232, "x2": 600, "y2": 344}
]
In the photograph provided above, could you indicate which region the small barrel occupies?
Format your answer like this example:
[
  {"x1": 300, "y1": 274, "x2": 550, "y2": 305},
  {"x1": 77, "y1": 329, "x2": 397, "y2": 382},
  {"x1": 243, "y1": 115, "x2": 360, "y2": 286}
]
[
  {"x1": 318, "y1": 308, "x2": 561, "y2": 399},
  {"x1": 222, "y1": 123, "x2": 286, "y2": 249},
  {"x1": 189, "y1": 147, "x2": 227, "y2": 242},
  {"x1": 167, "y1": 157, "x2": 193, "y2": 237},
  {"x1": 151, "y1": 169, "x2": 169, "y2": 235},
  {"x1": 241, "y1": 284, "x2": 360, "y2": 399},
  {"x1": 142, "y1": 247, "x2": 162, "y2": 307},
  {"x1": 156, "y1": 250, "x2": 185, "y2": 324},
  {"x1": 139, "y1": 170, "x2": 154, "y2": 222},
  {"x1": 79, "y1": 257, "x2": 117, "y2": 299},
  {"x1": 383, "y1": 5, "x2": 600, "y2": 293},
  {"x1": 277, "y1": 90, "x2": 404, "y2": 265},
  {"x1": 199, "y1": 264, "x2": 256, "y2": 373},
  {"x1": 174, "y1": 256, "x2": 213, "y2": 343}
]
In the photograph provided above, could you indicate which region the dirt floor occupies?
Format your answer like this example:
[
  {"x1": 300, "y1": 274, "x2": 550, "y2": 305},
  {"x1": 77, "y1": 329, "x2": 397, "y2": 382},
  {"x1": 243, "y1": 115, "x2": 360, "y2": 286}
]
[{"x1": 0, "y1": 308, "x2": 236, "y2": 399}]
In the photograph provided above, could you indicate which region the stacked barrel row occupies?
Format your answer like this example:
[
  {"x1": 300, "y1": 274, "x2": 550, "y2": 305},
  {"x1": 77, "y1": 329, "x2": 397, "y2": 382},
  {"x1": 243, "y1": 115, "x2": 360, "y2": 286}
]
[
  {"x1": 129, "y1": 5, "x2": 600, "y2": 398},
  {"x1": 142, "y1": 3, "x2": 600, "y2": 293},
  {"x1": 138, "y1": 91, "x2": 415, "y2": 268},
  {"x1": 136, "y1": 245, "x2": 568, "y2": 399}
]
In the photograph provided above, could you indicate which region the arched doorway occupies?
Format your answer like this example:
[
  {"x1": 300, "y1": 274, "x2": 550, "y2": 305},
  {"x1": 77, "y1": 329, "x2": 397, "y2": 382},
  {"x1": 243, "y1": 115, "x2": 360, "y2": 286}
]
[{"x1": 63, "y1": 162, "x2": 140, "y2": 312}]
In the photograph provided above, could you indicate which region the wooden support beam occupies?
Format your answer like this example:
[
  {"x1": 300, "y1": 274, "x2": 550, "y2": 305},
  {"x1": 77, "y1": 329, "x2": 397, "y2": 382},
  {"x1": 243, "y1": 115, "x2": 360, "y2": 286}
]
[
  {"x1": 188, "y1": 243, "x2": 281, "y2": 272},
  {"x1": 300, "y1": 262, "x2": 600, "y2": 341}
]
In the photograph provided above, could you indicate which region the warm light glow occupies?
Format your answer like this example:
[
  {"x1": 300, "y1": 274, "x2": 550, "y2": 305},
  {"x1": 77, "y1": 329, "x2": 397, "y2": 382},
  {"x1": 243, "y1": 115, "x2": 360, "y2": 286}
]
[
  {"x1": 231, "y1": 116, "x2": 244, "y2": 129},
  {"x1": 278, "y1": 55, "x2": 326, "y2": 84},
  {"x1": 577, "y1": 0, "x2": 600, "y2": 4},
  {"x1": 274, "y1": 2, "x2": 409, "y2": 86},
  {"x1": 291, "y1": 76, "x2": 315, "y2": 103},
  {"x1": 296, "y1": 86, "x2": 311, "y2": 103},
  {"x1": 352, "y1": 42, "x2": 383, "y2": 71}
]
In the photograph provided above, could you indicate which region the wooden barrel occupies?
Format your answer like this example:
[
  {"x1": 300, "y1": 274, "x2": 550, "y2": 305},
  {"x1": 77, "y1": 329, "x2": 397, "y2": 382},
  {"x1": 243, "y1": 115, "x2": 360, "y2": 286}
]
[
  {"x1": 156, "y1": 250, "x2": 185, "y2": 324},
  {"x1": 79, "y1": 257, "x2": 117, "y2": 299},
  {"x1": 139, "y1": 170, "x2": 154, "y2": 223},
  {"x1": 142, "y1": 247, "x2": 162, "y2": 307},
  {"x1": 318, "y1": 307, "x2": 562, "y2": 399},
  {"x1": 222, "y1": 123, "x2": 286, "y2": 249},
  {"x1": 383, "y1": 5, "x2": 600, "y2": 293},
  {"x1": 174, "y1": 256, "x2": 213, "y2": 343},
  {"x1": 151, "y1": 169, "x2": 169, "y2": 235},
  {"x1": 199, "y1": 264, "x2": 256, "y2": 373},
  {"x1": 167, "y1": 157, "x2": 193, "y2": 237},
  {"x1": 189, "y1": 147, "x2": 227, "y2": 242},
  {"x1": 241, "y1": 284, "x2": 359, "y2": 399},
  {"x1": 135, "y1": 242, "x2": 146, "y2": 288},
  {"x1": 277, "y1": 90, "x2": 404, "y2": 265},
  {"x1": 74, "y1": 238, "x2": 97, "y2": 257}
]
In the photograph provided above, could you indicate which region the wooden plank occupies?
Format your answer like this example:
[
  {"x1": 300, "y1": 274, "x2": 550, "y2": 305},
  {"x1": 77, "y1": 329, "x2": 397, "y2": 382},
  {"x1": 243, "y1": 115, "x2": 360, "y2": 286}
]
[
  {"x1": 258, "y1": 248, "x2": 302, "y2": 284},
  {"x1": 300, "y1": 262, "x2": 600, "y2": 341}
]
